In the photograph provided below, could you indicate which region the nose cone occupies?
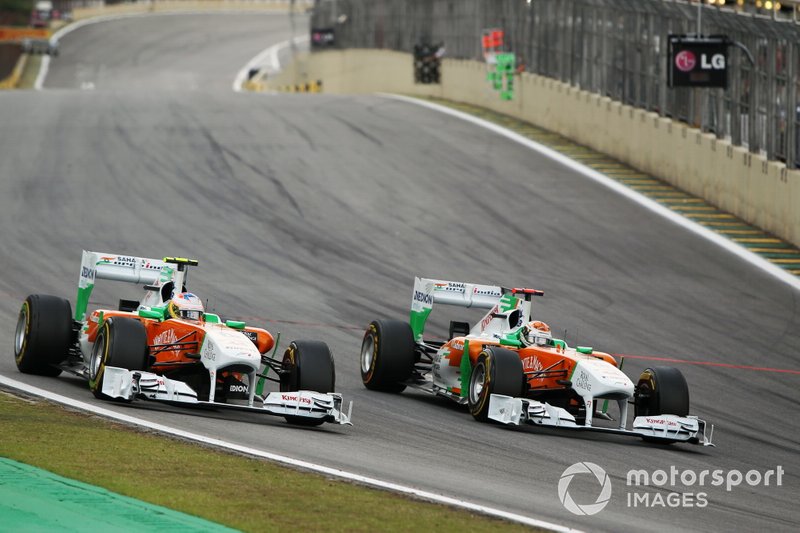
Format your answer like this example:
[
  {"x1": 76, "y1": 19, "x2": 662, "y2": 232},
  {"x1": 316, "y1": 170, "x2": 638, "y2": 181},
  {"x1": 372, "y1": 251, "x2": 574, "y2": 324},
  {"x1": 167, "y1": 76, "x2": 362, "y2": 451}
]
[
  {"x1": 201, "y1": 328, "x2": 261, "y2": 370},
  {"x1": 572, "y1": 359, "x2": 634, "y2": 398}
]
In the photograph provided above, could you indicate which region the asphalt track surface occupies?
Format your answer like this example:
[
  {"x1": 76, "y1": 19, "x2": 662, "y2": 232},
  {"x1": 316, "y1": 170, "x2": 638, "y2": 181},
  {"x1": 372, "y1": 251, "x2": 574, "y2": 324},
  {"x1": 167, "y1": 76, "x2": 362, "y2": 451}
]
[{"x1": 1, "y1": 12, "x2": 799, "y2": 533}]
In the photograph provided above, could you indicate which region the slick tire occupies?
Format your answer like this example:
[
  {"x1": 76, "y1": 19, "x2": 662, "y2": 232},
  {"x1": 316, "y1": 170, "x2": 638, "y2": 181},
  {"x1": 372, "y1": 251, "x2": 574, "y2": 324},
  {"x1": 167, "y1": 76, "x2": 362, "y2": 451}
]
[
  {"x1": 14, "y1": 294, "x2": 73, "y2": 377},
  {"x1": 360, "y1": 319, "x2": 415, "y2": 393},
  {"x1": 468, "y1": 347, "x2": 524, "y2": 422},
  {"x1": 89, "y1": 317, "x2": 149, "y2": 400},
  {"x1": 280, "y1": 340, "x2": 335, "y2": 426},
  {"x1": 633, "y1": 366, "x2": 690, "y2": 418}
]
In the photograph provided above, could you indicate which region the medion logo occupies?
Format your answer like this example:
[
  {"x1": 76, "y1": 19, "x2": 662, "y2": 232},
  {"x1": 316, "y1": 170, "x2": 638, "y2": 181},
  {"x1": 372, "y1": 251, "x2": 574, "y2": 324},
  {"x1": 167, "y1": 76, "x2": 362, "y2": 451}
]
[
  {"x1": 229, "y1": 385, "x2": 248, "y2": 393},
  {"x1": 413, "y1": 290, "x2": 433, "y2": 305},
  {"x1": 80, "y1": 266, "x2": 95, "y2": 280}
]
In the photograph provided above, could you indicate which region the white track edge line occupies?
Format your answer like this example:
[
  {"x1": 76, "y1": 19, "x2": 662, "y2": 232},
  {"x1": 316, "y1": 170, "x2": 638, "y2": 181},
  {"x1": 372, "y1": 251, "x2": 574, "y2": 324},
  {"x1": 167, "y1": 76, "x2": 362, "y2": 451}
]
[
  {"x1": 0, "y1": 375, "x2": 580, "y2": 533},
  {"x1": 36, "y1": 9, "x2": 288, "y2": 90},
  {"x1": 232, "y1": 35, "x2": 308, "y2": 92},
  {"x1": 380, "y1": 93, "x2": 800, "y2": 294}
]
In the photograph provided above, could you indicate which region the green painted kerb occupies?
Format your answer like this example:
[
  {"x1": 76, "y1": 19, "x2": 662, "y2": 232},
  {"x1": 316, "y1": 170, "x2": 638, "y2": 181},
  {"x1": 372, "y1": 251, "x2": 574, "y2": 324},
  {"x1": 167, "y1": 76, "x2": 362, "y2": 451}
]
[{"x1": 0, "y1": 458, "x2": 235, "y2": 532}]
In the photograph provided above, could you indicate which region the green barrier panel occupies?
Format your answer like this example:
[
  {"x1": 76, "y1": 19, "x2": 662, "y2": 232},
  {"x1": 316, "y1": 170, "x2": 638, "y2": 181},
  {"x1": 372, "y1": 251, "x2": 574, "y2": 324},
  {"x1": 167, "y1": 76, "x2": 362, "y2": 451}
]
[
  {"x1": 0, "y1": 458, "x2": 236, "y2": 532},
  {"x1": 495, "y1": 53, "x2": 515, "y2": 100},
  {"x1": 487, "y1": 53, "x2": 515, "y2": 100}
]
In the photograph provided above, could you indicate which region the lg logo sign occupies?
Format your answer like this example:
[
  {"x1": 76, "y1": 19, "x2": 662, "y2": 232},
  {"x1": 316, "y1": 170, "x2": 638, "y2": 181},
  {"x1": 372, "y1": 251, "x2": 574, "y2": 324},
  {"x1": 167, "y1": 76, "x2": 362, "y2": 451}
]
[
  {"x1": 674, "y1": 50, "x2": 696, "y2": 72},
  {"x1": 668, "y1": 35, "x2": 729, "y2": 88},
  {"x1": 675, "y1": 50, "x2": 726, "y2": 73}
]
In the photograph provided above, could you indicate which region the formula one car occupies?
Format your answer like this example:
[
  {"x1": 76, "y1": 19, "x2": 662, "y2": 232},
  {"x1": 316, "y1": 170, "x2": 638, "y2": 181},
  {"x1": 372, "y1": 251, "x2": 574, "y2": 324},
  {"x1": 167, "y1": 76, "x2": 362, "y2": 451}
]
[
  {"x1": 360, "y1": 277, "x2": 712, "y2": 445},
  {"x1": 14, "y1": 251, "x2": 351, "y2": 426}
]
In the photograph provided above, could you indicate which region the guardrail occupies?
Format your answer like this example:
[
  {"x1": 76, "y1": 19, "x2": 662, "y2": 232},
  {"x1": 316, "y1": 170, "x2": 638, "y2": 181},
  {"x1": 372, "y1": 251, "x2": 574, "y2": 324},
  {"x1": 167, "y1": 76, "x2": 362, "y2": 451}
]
[{"x1": 312, "y1": 0, "x2": 800, "y2": 169}]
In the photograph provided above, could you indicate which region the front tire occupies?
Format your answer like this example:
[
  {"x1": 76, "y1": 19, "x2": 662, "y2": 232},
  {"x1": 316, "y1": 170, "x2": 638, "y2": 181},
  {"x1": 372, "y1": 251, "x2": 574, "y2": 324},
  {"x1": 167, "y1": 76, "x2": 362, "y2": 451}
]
[
  {"x1": 360, "y1": 320, "x2": 415, "y2": 393},
  {"x1": 89, "y1": 317, "x2": 149, "y2": 400},
  {"x1": 468, "y1": 347, "x2": 524, "y2": 422},
  {"x1": 14, "y1": 294, "x2": 73, "y2": 377},
  {"x1": 281, "y1": 340, "x2": 336, "y2": 426},
  {"x1": 634, "y1": 366, "x2": 690, "y2": 418}
]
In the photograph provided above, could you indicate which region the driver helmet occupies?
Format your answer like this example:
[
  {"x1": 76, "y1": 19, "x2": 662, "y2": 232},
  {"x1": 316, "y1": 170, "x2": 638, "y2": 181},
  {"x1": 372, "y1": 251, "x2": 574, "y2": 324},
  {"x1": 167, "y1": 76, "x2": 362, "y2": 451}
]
[
  {"x1": 167, "y1": 292, "x2": 204, "y2": 321},
  {"x1": 523, "y1": 320, "x2": 552, "y2": 346}
]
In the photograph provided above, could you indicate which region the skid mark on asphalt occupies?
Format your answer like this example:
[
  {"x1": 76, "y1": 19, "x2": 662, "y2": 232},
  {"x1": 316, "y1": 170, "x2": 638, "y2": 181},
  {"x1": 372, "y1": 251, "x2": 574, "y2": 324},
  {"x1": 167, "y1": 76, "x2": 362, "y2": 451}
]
[{"x1": 424, "y1": 98, "x2": 800, "y2": 279}]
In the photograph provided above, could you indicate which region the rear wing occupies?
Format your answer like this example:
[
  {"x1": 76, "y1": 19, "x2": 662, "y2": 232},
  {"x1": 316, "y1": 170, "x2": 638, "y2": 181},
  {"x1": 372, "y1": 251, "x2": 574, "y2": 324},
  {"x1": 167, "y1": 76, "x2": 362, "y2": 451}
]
[
  {"x1": 410, "y1": 277, "x2": 544, "y2": 342},
  {"x1": 76, "y1": 251, "x2": 169, "y2": 321},
  {"x1": 410, "y1": 277, "x2": 504, "y2": 343}
]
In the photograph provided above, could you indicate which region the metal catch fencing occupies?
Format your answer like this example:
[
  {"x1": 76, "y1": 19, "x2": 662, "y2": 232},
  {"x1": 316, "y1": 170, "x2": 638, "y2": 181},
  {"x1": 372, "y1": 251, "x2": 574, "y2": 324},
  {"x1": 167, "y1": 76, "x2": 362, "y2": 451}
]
[{"x1": 312, "y1": 0, "x2": 800, "y2": 168}]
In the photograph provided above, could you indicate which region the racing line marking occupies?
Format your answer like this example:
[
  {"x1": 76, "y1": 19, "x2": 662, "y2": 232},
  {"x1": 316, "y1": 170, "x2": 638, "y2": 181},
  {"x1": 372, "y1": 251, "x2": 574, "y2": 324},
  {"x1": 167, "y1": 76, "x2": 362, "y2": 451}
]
[
  {"x1": 615, "y1": 354, "x2": 800, "y2": 375},
  {"x1": 380, "y1": 94, "x2": 800, "y2": 294},
  {"x1": 0, "y1": 375, "x2": 580, "y2": 533}
]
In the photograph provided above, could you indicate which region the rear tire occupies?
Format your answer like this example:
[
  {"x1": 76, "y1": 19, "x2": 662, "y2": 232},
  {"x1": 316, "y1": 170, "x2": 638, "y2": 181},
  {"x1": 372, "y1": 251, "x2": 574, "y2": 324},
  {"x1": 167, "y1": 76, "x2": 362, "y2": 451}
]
[
  {"x1": 360, "y1": 320, "x2": 415, "y2": 393},
  {"x1": 89, "y1": 317, "x2": 149, "y2": 400},
  {"x1": 468, "y1": 347, "x2": 524, "y2": 422},
  {"x1": 281, "y1": 340, "x2": 336, "y2": 426},
  {"x1": 14, "y1": 294, "x2": 73, "y2": 377},
  {"x1": 634, "y1": 366, "x2": 690, "y2": 417}
]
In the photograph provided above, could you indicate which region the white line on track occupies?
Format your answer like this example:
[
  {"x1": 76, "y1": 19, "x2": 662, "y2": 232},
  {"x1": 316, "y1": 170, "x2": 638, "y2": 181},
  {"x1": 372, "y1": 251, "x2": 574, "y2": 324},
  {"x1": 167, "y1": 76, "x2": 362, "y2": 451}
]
[
  {"x1": 381, "y1": 93, "x2": 800, "y2": 294},
  {"x1": 0, "y1": 375, "x2": 580, "y2": 533},
  {"x1": 35, "y1": 10, "x2": 288, "y2": 90},
  {"x1": 232, "y1": 35, "x2": 308, "y2": 92}
]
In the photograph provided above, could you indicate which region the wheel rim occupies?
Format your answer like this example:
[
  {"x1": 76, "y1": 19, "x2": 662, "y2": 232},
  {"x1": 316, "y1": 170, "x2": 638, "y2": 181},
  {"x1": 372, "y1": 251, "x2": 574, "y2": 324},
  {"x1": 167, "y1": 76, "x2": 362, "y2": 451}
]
[
  {"x1": 469, "y1": 362, "x2": 486, "y2": 405},
  {"x1": 636, "y1": 382, "x2": 654, "y2": 416},
  {"x1": 360, "y1": 333, "x2": 375, "y2": 374},
  {"x1": 90, "y1": 330, "x2": 105, "y2": 380},
  {"x1": 14, "y1": 305, "x2": 28, "y2": 357}
]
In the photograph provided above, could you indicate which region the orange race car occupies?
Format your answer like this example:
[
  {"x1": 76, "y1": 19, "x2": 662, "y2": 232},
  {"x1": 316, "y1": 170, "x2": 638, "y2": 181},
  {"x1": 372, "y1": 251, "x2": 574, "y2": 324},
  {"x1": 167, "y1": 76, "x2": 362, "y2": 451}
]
[
  {"x1": 14, "y1": 251, "x2": 351, "y2": 426},
  {"x1": 360, "y1": 277, "x2": 711, "y2": 445}
]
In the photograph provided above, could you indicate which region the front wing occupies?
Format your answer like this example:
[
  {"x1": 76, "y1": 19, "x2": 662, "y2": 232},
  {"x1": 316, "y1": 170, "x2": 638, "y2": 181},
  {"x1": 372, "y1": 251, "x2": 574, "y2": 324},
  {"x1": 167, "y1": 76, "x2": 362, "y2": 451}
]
[
  {"x1": 101, "y1": 367, "x2": 352, "y2": 425},
  {"x1": 488, "y1": 394, "x2": 713, "y2": 446}
]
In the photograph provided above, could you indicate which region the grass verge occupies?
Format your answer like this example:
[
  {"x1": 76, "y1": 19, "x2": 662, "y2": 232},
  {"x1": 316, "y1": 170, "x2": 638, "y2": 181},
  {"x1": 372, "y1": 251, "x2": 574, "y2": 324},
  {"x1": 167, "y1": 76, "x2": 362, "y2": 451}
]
[{"x1": 0, "y1": 391, "x2": 536, "y2": 532}]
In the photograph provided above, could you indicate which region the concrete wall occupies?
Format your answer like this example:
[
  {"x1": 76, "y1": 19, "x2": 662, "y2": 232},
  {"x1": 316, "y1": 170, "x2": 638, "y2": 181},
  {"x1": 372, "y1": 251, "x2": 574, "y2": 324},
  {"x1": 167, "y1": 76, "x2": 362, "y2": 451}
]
[{"x1": 266, "y1": 49, "x2": 800, "y2": 248}]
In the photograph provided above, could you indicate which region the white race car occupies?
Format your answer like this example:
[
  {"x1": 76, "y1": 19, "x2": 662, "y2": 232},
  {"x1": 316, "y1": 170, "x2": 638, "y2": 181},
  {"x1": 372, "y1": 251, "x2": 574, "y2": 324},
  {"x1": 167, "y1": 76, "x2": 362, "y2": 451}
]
[
  {"x1": 360, "y1": 277, "x2": 712, "y2": 445},
  {"x1": 14, "y1": 251, "x2": 351, "y2": 426}
]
